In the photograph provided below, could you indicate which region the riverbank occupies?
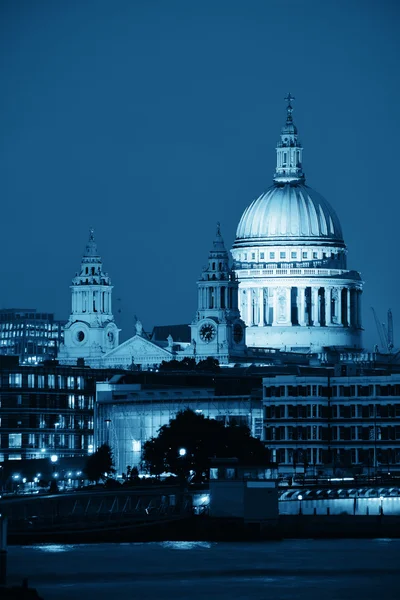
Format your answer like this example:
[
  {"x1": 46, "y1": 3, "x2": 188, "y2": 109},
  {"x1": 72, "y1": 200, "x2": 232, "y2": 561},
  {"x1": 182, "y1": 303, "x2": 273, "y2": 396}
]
[{"x1": 7, "y1": 514, "x2": 400, "y2": 545}]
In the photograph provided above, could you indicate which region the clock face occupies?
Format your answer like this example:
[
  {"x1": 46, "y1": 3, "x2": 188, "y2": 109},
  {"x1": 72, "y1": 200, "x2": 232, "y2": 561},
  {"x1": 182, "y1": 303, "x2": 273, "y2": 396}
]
[
  {"x1": 76, "y1": 330, "x2": 85, "y2": 343},
  {"x1": 233, "y1": 324, "x2": 243, "y2": 344},
  {"x1": 199, "y1": 323, "x2": 216, "y2": 343}
]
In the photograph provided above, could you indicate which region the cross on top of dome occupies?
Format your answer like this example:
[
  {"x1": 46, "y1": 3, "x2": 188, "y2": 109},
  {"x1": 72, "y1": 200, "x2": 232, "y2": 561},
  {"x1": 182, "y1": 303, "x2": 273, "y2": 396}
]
[{"x1": 284, "y1": 93, "x2": 295, "y2": 122}]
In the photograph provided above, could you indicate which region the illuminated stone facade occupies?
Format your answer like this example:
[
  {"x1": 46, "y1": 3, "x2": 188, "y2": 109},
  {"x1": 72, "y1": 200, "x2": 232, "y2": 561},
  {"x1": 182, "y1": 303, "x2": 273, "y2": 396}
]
[
  {"x1": 58, "y1": 229, "x2": 120, "y2": 366},
  {"x1": 231, "y1": 95, "x2": 363, "y2": 352},
  {"x1": 59, "y1": 98, "x2": 364, "y2": 367}
]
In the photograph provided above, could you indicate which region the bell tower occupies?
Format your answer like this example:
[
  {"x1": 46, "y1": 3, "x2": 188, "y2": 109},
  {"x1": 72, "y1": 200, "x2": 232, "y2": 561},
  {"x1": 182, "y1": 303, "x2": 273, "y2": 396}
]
[
  {"x1": 58, "y1": 229, "x2": 120, "y2": 366},
  {"x1": 191, "y1": 223, "x2": 246, "y2": 360}
]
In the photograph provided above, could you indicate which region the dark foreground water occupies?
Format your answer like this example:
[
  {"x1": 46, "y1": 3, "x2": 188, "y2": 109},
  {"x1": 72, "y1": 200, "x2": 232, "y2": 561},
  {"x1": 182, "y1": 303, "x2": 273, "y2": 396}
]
[{"x1": 7, "y1": 539, "x2": 400, "y2": 600}]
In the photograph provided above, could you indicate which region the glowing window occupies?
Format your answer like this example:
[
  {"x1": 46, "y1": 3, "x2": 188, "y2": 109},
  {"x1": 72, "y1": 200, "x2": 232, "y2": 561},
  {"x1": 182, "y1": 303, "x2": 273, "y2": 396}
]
[
  {"x1": 9, "y1": 373, "x2": 22, "y2": 388},
  {"x1": 132, "y1": 440, "x2": 141, "y2": 452},
  {"x1": 9, "y1": 433, "x2": 22, "y2": 448}
]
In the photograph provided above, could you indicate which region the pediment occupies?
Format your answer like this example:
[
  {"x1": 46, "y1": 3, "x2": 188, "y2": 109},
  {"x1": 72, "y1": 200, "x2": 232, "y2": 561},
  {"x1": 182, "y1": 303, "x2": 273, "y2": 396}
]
[{"x1": 103, "y1": 335, "x2": 172, "y2": 360}]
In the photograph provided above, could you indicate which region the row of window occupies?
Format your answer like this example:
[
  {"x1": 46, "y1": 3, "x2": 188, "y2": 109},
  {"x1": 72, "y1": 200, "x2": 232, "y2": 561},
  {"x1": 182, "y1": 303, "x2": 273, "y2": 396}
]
[
  {"x1": 271, "y1": 447, "x2": 400, "y2": 465},
  {"x1": 0, "y1": 331, "x2": 60, "y2": 339},
  {"x1": 4, "y1": 432, "x2": 94, "y2": 450},
  {"x1": 264, "y1": 384, "x2": 400, "y2": 398},
  {"x1": 2, "y1": 415, "x2": 94, "y2": 431},
  {"x1": 0, "y1": 394, "x2": 94, "y2": 410},
  {"x1": 0, "y1": 323, "x2": 61, "y2": 331},
  {"x1": 265, "y1": 404, "x2": 400, "y2": 419},
  {"x1": 240, "y1": 250, "x2": 342, "y2": 262},
  {"x1": 5, "y1": 374, "x2": 86, "y2": 390},
  {"x1": 265, "y1": 425, "x2": 400, "y2": 442}
]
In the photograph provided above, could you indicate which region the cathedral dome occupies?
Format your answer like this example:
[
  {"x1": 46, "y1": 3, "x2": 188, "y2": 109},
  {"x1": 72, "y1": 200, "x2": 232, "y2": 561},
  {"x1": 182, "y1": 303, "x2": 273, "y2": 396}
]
[{"x1": 234, "y1": 182, "x2": 344, "y2": 247}]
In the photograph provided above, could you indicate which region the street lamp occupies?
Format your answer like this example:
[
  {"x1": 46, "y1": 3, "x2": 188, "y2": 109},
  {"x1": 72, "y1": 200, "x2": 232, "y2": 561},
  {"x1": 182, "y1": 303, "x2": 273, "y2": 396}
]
[
  {"x1": 298, "y1": 494, "x2": 303, "y2": 515},
  {"x1": 54, "y1": 422, "x2": 60, "y2": 454},
  {"x1": 179, "y1": 448, "x2": 187, "y2": 457},
  {"x1": 105, "y1": 419, "x2": 111, "y2": 445}
]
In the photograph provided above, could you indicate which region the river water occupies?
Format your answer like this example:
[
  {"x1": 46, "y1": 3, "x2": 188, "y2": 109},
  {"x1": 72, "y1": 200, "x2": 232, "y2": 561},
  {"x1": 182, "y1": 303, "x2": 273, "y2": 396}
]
[{"x1": 7, "y1": 539, "x2": 400, "y2": 599}]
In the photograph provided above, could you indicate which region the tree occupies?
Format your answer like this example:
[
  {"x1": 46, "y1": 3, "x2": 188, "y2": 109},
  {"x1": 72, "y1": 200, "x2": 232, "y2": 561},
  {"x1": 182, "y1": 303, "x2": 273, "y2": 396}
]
[
  {"x1": 159, "y1": 358, "x2": 196, "y2": 371},
  {"x1": 196, "y1": 357, "x2": 220, "y2": 372},
  {"x1": 123, "y1": 465, "x2": 140, "y2": 485},
  {"x1": 84, "y1": 443, "x2": 116, "y2": 483},
  {"x1": 142, "y1": 408, "x2": 270, "y2": 481}
]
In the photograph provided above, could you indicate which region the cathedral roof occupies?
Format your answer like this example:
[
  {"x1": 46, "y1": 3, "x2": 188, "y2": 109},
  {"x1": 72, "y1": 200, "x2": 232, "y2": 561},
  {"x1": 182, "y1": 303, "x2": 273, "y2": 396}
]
[
  {"x1": 234, "y1": 183, "x2": 344, "y2": 247},
  {"x1": 233, "y1": 95, "x2": 344, "y2": 248}
]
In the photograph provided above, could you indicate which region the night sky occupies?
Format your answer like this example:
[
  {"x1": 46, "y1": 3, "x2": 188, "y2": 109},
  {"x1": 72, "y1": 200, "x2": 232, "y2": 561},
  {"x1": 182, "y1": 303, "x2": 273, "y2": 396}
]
[{"x1": 0, "y1": 0, "x2": 398, "y2": 349}]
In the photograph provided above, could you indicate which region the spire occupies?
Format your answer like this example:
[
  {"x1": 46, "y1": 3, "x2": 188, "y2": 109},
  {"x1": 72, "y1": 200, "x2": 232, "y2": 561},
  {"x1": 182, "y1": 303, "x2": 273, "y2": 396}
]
[
  {"x1": 83, "y1": 227, "x2": 100, "y2": 259},
  {"x1": 213, "y1": 221, "x2": 226, "y2": 252},
  {"x1": 284, "y1": 93, "x2": 295, "y2": 124},
  {"x1": 273, "y1": 93, "x2": 305, "y2": 184}
]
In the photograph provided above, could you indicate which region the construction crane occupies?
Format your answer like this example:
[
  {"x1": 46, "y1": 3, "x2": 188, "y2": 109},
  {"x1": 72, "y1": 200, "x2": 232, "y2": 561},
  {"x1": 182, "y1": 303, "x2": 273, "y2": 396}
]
[
  {"x1": 371, "y1": 308, "x2": 394, "y2": 353},
  {"x1": 388, "y1": 309, "x2": 394, "y2": 352}
]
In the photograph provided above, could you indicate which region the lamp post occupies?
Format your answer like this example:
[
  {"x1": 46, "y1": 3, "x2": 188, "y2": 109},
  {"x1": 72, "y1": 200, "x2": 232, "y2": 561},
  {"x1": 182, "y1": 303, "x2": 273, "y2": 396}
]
[
  {"x1": 105, "y1": 419, "x2": 112, "y2": 445},
  {"x1": 298, "y1": 494, "x2": 303, "y2": 515},
  {"x1": 54, "y1": 422, "x2": 60, "y2": 453}
]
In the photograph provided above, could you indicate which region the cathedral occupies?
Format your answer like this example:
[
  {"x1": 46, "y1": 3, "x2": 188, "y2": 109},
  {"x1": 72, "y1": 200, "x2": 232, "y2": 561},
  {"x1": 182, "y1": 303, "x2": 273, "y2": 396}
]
[{"x1": 58, "y1": 97, "x2": 363, "y2": 368}]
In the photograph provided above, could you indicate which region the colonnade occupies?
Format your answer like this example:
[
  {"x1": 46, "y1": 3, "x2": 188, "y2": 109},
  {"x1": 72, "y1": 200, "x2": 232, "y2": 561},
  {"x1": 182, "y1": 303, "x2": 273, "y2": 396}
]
[
  {"x1": 241, "y1": 285, "x2": 362, "y2": 328},
  {"x1": 198, "y1": 285, "x2": 238, "y2": 312},
  {"x1": 72, "y1": 288, "x2": 112, "y2": 315}
]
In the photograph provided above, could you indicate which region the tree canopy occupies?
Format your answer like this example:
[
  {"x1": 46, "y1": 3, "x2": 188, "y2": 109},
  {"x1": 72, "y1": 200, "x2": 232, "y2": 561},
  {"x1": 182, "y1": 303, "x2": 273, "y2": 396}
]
[
  {"x1": 84, "y1": 443, "x2": 116, "y2": 483},
  {"x1": 142, "y1": 408, "x2": 269, "y2": 481},
  {"x1": 158, "y1": 357, "x2": 220, "y2": 372}
]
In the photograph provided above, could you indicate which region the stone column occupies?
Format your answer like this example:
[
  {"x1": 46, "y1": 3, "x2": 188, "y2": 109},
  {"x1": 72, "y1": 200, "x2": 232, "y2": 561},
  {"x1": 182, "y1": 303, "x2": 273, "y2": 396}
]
[
  {"x1": 263, "y1": 288, "x2": 268, "y2": 325},
  {"x1": 312, "y1": 287, "x2": 320, "y2": 326},
  {"x1": 357, "y1": 290, "x2": 362, "y2": 328},
  {"x1": 272, "y1": 287, "x2": 278, "y2": 325},
  {"x1": 325, "y1": 287, "x2": 332, "y2": 326},
  {"x1": 247, "y1": 289, "x2": 252, "y2": 325},
  {"x1": 253, "y1": 289, "x2": 259, "y2": 325},
  {"x1": 347, "y1": 288, "x2": 351, "y2": 327},
  {"x1": 259, "y1": 288, "x2": 264, "y2": 326},
  {"x1": 337, "y1": 287, "x2": 342, "y2": 326},
  {"x1": 298, "y1": 287, "x2": 306, "y2": 326}
]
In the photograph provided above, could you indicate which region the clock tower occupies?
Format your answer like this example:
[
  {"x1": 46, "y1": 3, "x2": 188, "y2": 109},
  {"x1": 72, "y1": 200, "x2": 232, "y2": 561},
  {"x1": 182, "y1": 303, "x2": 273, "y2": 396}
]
[
  {"x1": 58, "y1": 229, "x2": 120, "y2": 366},
  {"x1": 191, "y1": 223, "x2": 246, "y2": 361}
]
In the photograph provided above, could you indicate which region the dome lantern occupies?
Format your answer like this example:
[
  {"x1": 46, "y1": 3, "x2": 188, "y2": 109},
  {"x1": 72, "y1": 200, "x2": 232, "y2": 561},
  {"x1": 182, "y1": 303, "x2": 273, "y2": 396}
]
[{"x1": 274, "y1": 93, "x2": 305, "y2": 184}]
